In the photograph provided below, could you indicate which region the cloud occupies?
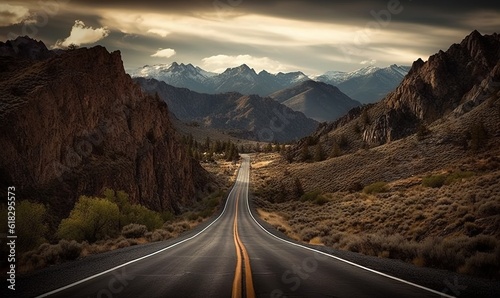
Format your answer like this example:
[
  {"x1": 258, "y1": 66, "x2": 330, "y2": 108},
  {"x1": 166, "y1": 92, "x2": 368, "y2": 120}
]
[
  {"x1": 202, "y1": 54, "x2": 291, "y2": 73},
  {"x1": 0, "y1": 4, "x2": 30, "y2": 26},
  {"x1": 151, "y1": 48, "x2": 176, "y2": 58},
  {"x1": 360, "y1": 59, "x2": 376, "y2": 65},
  {"x1": 147, "y1": 28, "x2": 169, "y2": 37},
  {"x1": 53, "y1": 20, "x2": 110, "y2": 48}
]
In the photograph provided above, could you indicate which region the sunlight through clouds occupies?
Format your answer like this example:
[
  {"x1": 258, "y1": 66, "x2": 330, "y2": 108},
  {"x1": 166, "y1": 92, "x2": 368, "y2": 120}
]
[
  {"x1": 53, "y1": 20, "x2": 110, "y2": 48},
  {"x1": 151, "y1": 48, "x2": 176, "y2": 58}
]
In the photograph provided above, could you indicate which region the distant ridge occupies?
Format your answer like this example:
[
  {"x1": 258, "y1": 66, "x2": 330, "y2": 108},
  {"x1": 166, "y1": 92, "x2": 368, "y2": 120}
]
[
  {"x1": 269, "y1": 80, "x2": 361, "y2": 122},
  {"x1": 134, "y1": 77, "x2": 318, "y2": 142}
]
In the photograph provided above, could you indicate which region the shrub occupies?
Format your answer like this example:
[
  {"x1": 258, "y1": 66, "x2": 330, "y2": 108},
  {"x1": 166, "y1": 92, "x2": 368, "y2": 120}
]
[
  {"x1": 478, "y1": 201, "x2": 500, "y2": 217},
  {"x1": 363, "y1": 182, "x2": 388, "y2": 194},
  {"x1": 122, "y1": 224, "x2": 148, "y2": 238},
  {"x1": 444, "y1": 171, "x2": 475, "y2": 185},
  {"x1": 57, "y1": 196, "x2": 120, "y2": 242},
  {"x1": 123, "y1": 204, "x2": 163, "y2": 230},
  {"x1": 57, "y1": 239, "x2": 83, "y2": 260},
  {"x1": 422, "y1": 175, "x2": 446, "y2": 188},
  {"x1": 300, "y1": 191, "x2": 321, "y2": 202},
  {"x1": 16, "y1": 201, "x2": 48, "y2": 252}
]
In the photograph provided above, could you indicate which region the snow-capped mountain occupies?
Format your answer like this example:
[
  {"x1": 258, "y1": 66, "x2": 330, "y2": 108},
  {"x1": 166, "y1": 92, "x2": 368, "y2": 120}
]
[
  {"x1": 315, "y1": 65, "x2": 410, "y2": 103},
  {"x1": 130, "y1": 63, "x2": 310, "y2": 96},
  {"x1": 130, "y1": 62, "x2": 217, "y2": 93},
  {"x1": 314, "y1": 66, "x2": 380, "y2": 85}
]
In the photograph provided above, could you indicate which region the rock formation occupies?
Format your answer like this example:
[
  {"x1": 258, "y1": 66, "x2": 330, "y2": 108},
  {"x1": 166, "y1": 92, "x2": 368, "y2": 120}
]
[{"x1": 0, "y1": 37, "x2": 210, "y2": 216}]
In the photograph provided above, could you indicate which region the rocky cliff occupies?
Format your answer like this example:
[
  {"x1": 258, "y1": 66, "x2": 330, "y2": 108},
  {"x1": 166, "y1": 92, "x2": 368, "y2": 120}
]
[
  {"x1": 0, "y1": 37, "x2": 210, "y2": 215},
  {"x1": 290, "y1": 31, "x2": 499, "y2": 160},
  {"x1": 363, "y1": 30, "x2": 500, "y2": 145}
]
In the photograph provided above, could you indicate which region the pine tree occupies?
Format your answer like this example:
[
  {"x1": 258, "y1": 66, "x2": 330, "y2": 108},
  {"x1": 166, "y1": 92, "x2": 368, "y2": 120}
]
[{"x1": 313, "y1": 143, "x2": 325, "y2": 162}]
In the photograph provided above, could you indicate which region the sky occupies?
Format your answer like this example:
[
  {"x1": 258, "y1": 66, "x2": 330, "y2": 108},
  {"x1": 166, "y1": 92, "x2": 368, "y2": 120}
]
[{"x1": 1, "y1": 0, "x2": 499, "y2": 75}]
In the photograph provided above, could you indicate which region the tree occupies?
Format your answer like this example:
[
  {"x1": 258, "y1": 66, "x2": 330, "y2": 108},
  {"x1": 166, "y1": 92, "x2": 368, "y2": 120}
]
[
  {"x1": 57, "y1": 196, "x2": 120, "y2": 242},
  {"x1": 313, "y1": 143, "x2": 325, "y2": 162},
  {"x1": 17, "y1": 201, "x2": 48, "y2": 252},
  {"x1": 294, "y1": 178, "x2": 305, "y2": 198},
  {"x1": 265, "y1": 143, "x2": 273, "y2": 152},
  {"x1": 331, "y1": 142, "x2": 342, "y2": 157},
  {"x1": 361, "y1": 108, "x2": 370, "y2": 126},
  {"x1": 469, "y1": 121, "x2": 488, "y2": 151}
]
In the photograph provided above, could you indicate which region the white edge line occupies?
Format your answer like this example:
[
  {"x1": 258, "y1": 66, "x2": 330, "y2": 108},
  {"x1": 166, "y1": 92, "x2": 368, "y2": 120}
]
[
  {"x1": 241, "y1": 157, "x2": 455, "y2": 298},
  {"x1": 36, "y1": 170, "x2": 243, "y2": 298}
]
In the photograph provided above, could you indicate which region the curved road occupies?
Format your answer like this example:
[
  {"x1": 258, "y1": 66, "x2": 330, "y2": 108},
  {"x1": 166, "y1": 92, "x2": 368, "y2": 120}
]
[{"x1": 36, "y1": 155, "x2": 450, "y2": 298}]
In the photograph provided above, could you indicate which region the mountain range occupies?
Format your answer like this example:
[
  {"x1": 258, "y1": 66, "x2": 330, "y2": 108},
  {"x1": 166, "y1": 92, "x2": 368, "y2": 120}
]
[
  {"x1": 314, "y1": 64, "x2": 411, "y2": 103},
  {"x1": 130, "y1": 63, "x2": 409, "y2": 103},
  {"x1": 131, "y1": 63, "x2": 309, "y2": 96},
  {"x1": 134, "y1": 77, "x2": 318, "y2": 142}
]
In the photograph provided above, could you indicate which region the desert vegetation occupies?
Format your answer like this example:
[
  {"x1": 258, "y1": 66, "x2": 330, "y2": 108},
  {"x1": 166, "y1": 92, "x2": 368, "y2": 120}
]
[
  {"x1": 0, "y1": 184, "x2": 231, "y2": 273},
  {"x1": 251, "y1": 152, "x2": 500, "y2": 279}
]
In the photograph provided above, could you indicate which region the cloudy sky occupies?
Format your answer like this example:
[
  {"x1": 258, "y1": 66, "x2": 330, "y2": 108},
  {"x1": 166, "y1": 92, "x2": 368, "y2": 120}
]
[{"x1": 1, "y1": 0, "x2": 499, "y2": 75}]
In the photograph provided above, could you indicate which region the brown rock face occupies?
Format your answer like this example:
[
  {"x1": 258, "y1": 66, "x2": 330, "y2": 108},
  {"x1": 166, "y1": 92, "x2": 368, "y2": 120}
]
[
  {"x1": 364, "y1": 31, "x2": 500, "y2": 145},
  {"x1": 0, "y1": 38, "x2": 210, "y2": 215}
]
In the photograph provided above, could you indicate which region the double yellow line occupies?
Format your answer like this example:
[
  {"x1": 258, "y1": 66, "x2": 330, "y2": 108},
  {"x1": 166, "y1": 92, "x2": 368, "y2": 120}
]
[{"x1": 232, "y1": 189, "x2": 255, "y2": 298}]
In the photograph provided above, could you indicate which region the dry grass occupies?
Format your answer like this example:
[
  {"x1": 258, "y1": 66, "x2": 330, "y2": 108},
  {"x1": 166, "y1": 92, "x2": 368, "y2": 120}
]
[{"x1": 251, "y1": 149, "x2": 500, "y2": 279}]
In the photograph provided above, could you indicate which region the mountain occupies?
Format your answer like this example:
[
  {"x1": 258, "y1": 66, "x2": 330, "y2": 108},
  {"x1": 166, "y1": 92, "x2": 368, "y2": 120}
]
[
  {"x1": 291, "y1": 30, "x2": 500, "y2": 160},
  {"x1": 315, "y1": 65, "x2": 410, "y2": 103},
  {"x1": 0, "y1": 37, "x2": 210, "y2": 216},
  {"x1": 129, "y1": 62, "x2": 216, "y2": 93},
  {"x1": 134, "y1": 77, "x2": 318, "y2": 142},
  {"x1": 130, "y1": 63, "x2": 309, "y2": 96},
  {"x1": 269, "y1": 80, "x2": 362, "y2": 122},
  {"x1": 315, "y1": 65, "x2": 380, "y2": 85}
]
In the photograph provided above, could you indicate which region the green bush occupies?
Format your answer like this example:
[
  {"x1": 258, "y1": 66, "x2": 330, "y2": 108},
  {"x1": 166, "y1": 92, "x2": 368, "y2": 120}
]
[
  {"x1": 122, "y1": 204, "x2": 163, "y2": 231},
  {"x1": 17, "y1": 201, "x2": 48, "y2": 252},
  {"x1": 422, "y1": 175, "x2": 446, "y2": 188},
  {"x1": 57, "y1": 196, "x2": 120, "y2": 242},
  {"x1": 363, "y1": 182, "x2": 388, "y2": 194},
  {"x1": 300, "y1": 191, "x2": 321, "y2": 202},
  {"x1": 444, "y1": 171, "x2": 475, "y2": 185}
]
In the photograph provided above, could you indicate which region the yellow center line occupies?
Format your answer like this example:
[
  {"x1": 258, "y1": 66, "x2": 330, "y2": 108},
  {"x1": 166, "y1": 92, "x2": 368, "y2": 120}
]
[{"x1": 232, "y1": 187, "x2": 256, "y2": 298}]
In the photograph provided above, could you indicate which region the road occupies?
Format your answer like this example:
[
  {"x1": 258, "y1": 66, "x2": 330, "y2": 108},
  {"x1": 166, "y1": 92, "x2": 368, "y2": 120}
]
[{"x1": 35, "y1": 155, "x2": 450, "y2": 298}]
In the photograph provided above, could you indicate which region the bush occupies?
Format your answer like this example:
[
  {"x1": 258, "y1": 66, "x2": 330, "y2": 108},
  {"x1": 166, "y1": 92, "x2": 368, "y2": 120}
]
[
  {"x1": 422, "y1": 175, "x2": 446, "y2": 188},
  {"x1": 16, "y1": 201, "x2": 48, "y2": 252},
  {"x1": 444, "y1": 171, "x2": 475, "y2": 185},
  {"x1": 122, "y1": 224, "x2": 148, "y2": 238},
  {"x1": 57, "y1": 196, "x2": 120, "y2": 242},
  {"x1": 300, "y1": 191, "x2": 321, "y2": 202},
  {"x1": 363, "y1": 182, "x2": 388, "y2": 194},
  {"x1": 123, "y1": 204, "x2": 163, "y2": 230}
]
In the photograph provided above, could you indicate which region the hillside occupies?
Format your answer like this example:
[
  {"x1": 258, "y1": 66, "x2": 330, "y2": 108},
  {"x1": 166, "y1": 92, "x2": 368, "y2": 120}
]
[
  {"x1": 0, "y1": 37, "x2": 210, "y2": 217},
  {"x1": 135, "y1": 77, "x2": 319, "y2": 142},
  {"x1": 269, "y1": 80, "x2": 361, "y2": 122},
  {"x1": 250, "y1": 30, "x2": 500, "y2": 278}
]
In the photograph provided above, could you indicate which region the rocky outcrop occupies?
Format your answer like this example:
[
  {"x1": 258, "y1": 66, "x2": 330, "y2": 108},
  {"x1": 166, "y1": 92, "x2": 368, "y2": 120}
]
[
  {"x1": 0, "y1": 37, "x2": 210, "y2": 216},
  {"x1": 363, "y1": 31, "x2": 500, "y2": 145}
]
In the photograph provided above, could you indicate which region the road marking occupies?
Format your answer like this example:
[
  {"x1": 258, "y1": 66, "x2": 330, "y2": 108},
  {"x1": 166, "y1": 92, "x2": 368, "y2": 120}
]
[
  {"x1": 241, "y1": 156, "x2": 456, "y2": 298},
  {"x1": 232, "y1": 187, "x2": 256, "y2": 298},
  {"x1": 36, "y1": 166, "x2": 245, "y2": 298}
]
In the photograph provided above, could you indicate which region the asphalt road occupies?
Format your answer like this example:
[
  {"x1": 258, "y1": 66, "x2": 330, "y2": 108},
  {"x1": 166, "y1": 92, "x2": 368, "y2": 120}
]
[{"x1": 31, "y1": 155, "x2": 453, "y2": 298}]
